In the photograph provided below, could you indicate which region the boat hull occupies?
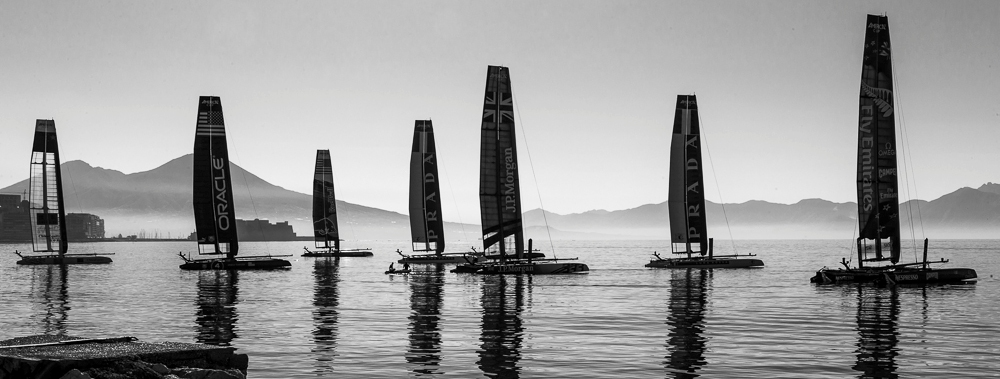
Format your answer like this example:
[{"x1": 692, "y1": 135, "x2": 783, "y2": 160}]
[
  {"x1": 179, "y1": 258, "x2": 291, "y2": 270},
  {"x1": 385, "y1": 269, "x2": 412, "y2": 275},
  {"x1": 810, "y1": 268, "x2": 883, "y2": 284},
  {"x1": 459, "y1": 261, "x2": 590, "y2": 275},
  {"x1": 16, "y1": 255, "x2": 113, "y2": 265},
  {"x1": 302, "y1": 250, "x2": 373, "y2": 257},
  {"x1": 645, "y1": 258, "x2": 763, "y2": 269},
  {"x1": 398, "y1": 253, "x2": 482, "y2": 264},
  {"x1": 884, "y1": 268, "x2": 977, "y2": 284},
  {"x1": 484, "y1": 252, "x2": 545, "y2": 260}
]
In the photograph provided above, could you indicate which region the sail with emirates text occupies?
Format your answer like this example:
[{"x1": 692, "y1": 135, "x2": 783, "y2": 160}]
[
  {"x1": 28, "y1": 120, "x2": 67, "y2": 255},
  {"x1": 667, "y1": 95, "x2": 708, "y2": 254},
  {"x1": 479, "y1": 65, "x2": 524, "y2": 257},
  {"x1": 192, "y1": 96, "x2": 239, "y2": 257},
  {"x1": 409, "y1": 121, "x2": 445, "y2": 253},
  {"x1": 313, "y1": 150, "x2": 339, "y2": 251},
  {"x1": 857, "y1": 14, "x2": 900, "y2": 263}
]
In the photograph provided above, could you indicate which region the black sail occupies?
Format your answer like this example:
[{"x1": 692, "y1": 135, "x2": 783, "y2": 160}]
[
  {"x1": 409, "y1": 121, "x2": 445, "y2": 253},
  {"x1": 667, "y1": 95, "x2": 708, "y2": 254},
  {"x1": 313, "y1": 150, "x2": 339, "y2": 251},
  {"x1": 28, "y1": 120, "x2": 67, "y2": 255},
  {"x1": 479, "y1": 65, "x2": 524, "y2": 258},
  {"x1": 192, "y1": 96, "x2": 239, "y2": 257},
  {"x1": 857, "y1": 14, "x2": 900, "y2": 263}
]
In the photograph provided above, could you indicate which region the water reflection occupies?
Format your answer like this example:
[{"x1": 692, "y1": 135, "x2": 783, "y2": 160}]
[
  {"x1": 312, "y1": 257, "x2": 341, "y2": 374},
  {"x1": 194, "y1": 270, "x2": 239, "y2": 346},
  {"x1": 406, "y1": 264, "x2": 446, "y2": 376},
  {"x1": 852, "y1": 285, "x2": 899, "y2": 379},
  {"x1": 30, "y1": 264, "x2": 70, "y2": 335},
  {"x1": 664, "y1": 268, "x2": 711, "y2": 378},
  {"x1": 478, "y1": 274, "x2": 530, "y2": 378}
]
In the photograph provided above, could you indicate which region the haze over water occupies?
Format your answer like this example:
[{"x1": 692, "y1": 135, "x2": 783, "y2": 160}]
[{"x1": 1, "y1": 239, "x2": 998, "y2": 378}]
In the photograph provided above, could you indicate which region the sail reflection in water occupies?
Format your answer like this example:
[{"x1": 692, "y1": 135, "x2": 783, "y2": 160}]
[
  {"x1": 664, "y1": 268, "x2": 711, "y2": 378},
  {"x1": 478, "y1": 274, "x2": 529, "y2": 378},
  {"x1": 852, "y1": 285, "x2": 899, "y2": 379},
  {"x1": 194, "y1": 270, "x2": 240, "y2": 346},
  {"x1": 29, "y1": 264, "x2": 70, "y2": 335},
  {"x1": 312, "y1": 257, "x2": 341, "y2": 374},
  {"x1": 406, "y1": 264, "x2": 446, "y2": 375}
]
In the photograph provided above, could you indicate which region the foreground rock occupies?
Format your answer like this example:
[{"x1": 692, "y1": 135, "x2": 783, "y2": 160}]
[{"x1": 0, "y1": 335, "x2": 248, "y2": 379}]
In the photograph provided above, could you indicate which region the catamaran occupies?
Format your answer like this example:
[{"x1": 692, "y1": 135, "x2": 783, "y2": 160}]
[
  {"x1": 179, "y1": 96, "x2": 291, "y2": 270},
  {"x1": 645, "y1": 95, "x2": 763, "y2": 269},
  {"x1": 810, "y1": 15, "x2": 976, "y2": 284},
  {"x1": 302, "y1": 150, "x2": 373, "y2": 257},
  {"x1": 14, "y1": 120, "x2": 113, "y2": 265},
  {"x1": 452, "y1": 65, "x2": 588, "y2": 275},
  {"x1": 397, "y1": 120, "x2": 482, "y2": 264}
]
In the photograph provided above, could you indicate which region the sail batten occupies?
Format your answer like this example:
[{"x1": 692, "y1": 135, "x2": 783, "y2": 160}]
[
  {"x1": 409, "y1": 121, "x2": 445, "y2": 253},
  {"x1": 667, "y1": 95, "x2": 708, "y2": 254},
  {"x1": 28, "y1": 120, "x2": 67, "y2": 255},
  {"x1": 857, "y1": 14, "x2": 900, "y2": 263},
  {"x1": 479, "y1": 65, "x2": 523, "y2": 257},
  {"x1": 192, "y1": 96, "x2": 238, "y2": 258},
  {"x1": 313, "y1": 150, "x2": 339, "y2": 251}
]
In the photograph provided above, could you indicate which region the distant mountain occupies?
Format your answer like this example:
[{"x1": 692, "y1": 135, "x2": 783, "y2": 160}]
[
  {"x1": 0, "y1": 155, "x2": 413, "y2": 239},
  {"x1": 524, "y1": 187, "x2": 1000, "y2": 239},
  {"x1": 3, "y1": 156, "x2": 998, "y2": 240}
]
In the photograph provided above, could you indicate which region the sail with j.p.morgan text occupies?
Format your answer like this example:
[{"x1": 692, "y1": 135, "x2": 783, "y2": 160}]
[
  {"x1": 667, "y1": 95, "x2": 708, "y2": 255},
  {"x1": 29, "y1": 120, "x2": 67, "y2": 256},
  {"x1": 193, "y1": 96, "x2": 239, "y2": 258},
  {"x1": 479, "y1": 65, "x2": 524, "y2": 258},
  {"x1": 409, "y1": 120, "x2": 445, "y2": 253},
  {"x1": 313, "y1": 150, "x2": 339, "y2": 251},
  {"x1": 857, "y1": 14, "x2": 900, "y2": 263}
]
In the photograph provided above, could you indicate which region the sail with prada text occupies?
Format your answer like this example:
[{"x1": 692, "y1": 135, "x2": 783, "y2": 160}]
[
  {"x1": 479, "y1": 65, "x2": 524, "y2": 257},
  {"x1": 409, "y1": 121, "x2": 445, "y2": 253},
  {"x1": 857, "y1": 14, "x2": 900, "y2": 263},
  {"x1": 313, "y1": 150, "x2": 339, "y2": 251},
  {"x1": 667, "y1": 95, "x2": 708, "y2": 254},
  {"x1": 28, "y1": 120, "x2": 67, "y2": 255},
  {"x1": 192, "y1": 96, "x2": 239, "y2": 258}
]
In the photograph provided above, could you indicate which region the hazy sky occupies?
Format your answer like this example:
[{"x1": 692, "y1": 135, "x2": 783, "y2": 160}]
[{"x1": 1, "y1": 1, "x2": 998, "y2": 223}]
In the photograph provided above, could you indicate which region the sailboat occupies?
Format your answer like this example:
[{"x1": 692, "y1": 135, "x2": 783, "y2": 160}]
[
  {"x1": 179, "y1": 96, "x2": 291, "y2": 270},
  {"x1": 645, "y1": 95, "x2": 763, "y2": 269},
  {"x1": 14, "y1": 120, "x2": 112, "y2": 265},
  {"x1": 810, "y1": 15, "x2": 976, "y2": 284},
  {"x1": 452, "y1": 65, "x2": 588, "y2": 275},
  {"x1": 397, "y1": 120, "x2": 482, "y2": 264},
  {"x1": 302, "y1": 150, "x2": 373, "y2": 257}
]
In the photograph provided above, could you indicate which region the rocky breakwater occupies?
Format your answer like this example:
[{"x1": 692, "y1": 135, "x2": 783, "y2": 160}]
[{"x1": 0, "y1": 335, "x2": 248, "y2": 379}]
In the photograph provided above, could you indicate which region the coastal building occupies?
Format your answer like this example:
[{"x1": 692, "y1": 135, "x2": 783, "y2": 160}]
[
  {"x1": 234, "y1": 218, "x2": 298, "y2": 241},
  {"x1": 66, "y1": 213, "x2": 106, "y2": 240},
  {"x1": 0, "y1": 194, "x2": 107, "y2": 241}
]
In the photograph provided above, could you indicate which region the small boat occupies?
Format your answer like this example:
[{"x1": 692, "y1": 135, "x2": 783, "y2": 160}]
[
  {"x1": 644, "y1": 95, "x2": 762, "y2": 269},
  {"x1": 385, "y1": 269, "x2": 412, "y2": 275},
  {"x1": 179, "y1": 96, "x2": 291, "y2": 270},
  {"x1": 811, "y1": 15, "x2": 975, "y2": 284},
  {"x1": 302, "y1": 150, "x2": 373, "y2": 258},
  {"x1": 397, "y1": 120, "x2": 482, "y2": 264},
  {"x1": 451, "y1": 65, "x2": 588, "y2": 275},
  {"x1": 15, "y1": 120, "x2": 112, "y2": 265}
]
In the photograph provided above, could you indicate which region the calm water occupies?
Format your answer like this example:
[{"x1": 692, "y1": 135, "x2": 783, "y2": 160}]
[{"x1": 1, "y1": 239, "x2": 998, "y2": 378}]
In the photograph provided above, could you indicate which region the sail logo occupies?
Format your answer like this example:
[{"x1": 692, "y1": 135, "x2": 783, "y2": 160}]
[
  {"x1": 503, "y1": 147, "x2": 518, "y2": 212},
  {"x1": 200, "y1": 98, "x2": 220, "y2": 106},
  {"x1": 860, "y1": 82, "x2": 893, "y2": 117},
  {"x1": 212, "y1": 157, "x2": 230, "y2": 231},
  {"x1": 880, "y1": 188, "x2": 898, "y2": 200},
  {"x1": 868, "y1": 22, "x2": 887, "y2": 31},
  {"x1": 878, "y1": 168, "x2": 896, "y2": 178},
  {"x1": 878, "y1": 145, "x2": 896, "y2": 157},
  {"x1": 859, "y1": 135, "x2": 875, "y2": 212}
]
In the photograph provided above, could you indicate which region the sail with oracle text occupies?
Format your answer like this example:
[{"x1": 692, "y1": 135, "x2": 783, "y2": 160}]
[{"x1": 192, "y1": 96, "x2": 239, "y2": 258}]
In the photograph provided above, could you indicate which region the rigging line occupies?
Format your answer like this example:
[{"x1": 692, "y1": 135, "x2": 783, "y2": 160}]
[
  {"x1": 697, "y1": 107, "x2": 738, "y2": 256},
  {"x1": 510, "y1": 90, "x2": 557, "y2": 258},
  {"x1": 227, "y1": 121, "x2": 272, "y2": 256},
  {"x1": 890, "y1": 48, "x2": 925, "y2": 261},
  {"x1": 437, "y1": 152, "x2": 468, "y2": 246},
  {"x1": 329, "y1": 161, "x2": 358, "y2": 246}
]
